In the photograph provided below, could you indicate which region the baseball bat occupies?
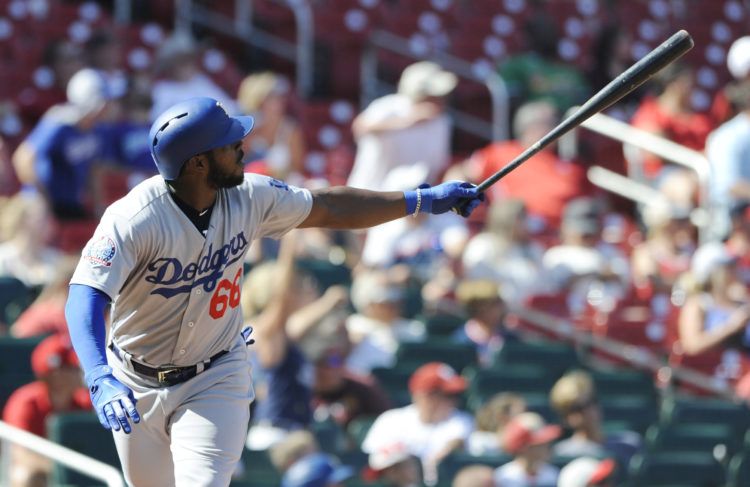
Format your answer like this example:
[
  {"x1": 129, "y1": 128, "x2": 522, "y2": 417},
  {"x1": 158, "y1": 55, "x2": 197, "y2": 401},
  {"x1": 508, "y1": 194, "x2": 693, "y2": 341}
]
[{"x1": 474, "y1": 29, "x2": 694, "y2": 193}]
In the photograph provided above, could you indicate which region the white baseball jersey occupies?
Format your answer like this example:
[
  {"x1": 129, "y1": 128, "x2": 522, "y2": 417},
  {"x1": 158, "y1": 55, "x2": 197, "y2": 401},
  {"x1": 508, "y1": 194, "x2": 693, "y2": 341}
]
[{"x1": 71, "y1": 173, "x2": 312, "y2": 367}]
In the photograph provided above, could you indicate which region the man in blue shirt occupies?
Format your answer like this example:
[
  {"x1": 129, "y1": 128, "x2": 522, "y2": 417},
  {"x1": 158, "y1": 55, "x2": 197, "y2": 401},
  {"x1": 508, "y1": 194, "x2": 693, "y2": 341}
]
[{"x1": 12, "y1": 68, "x2": 117, "y2": 219}]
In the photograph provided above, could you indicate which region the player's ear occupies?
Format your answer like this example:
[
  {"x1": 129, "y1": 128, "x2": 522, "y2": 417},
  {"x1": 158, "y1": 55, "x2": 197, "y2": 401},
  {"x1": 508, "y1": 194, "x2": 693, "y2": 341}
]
[{"x1": 183, "y1": 153, "x2": 209, "y2": 175}]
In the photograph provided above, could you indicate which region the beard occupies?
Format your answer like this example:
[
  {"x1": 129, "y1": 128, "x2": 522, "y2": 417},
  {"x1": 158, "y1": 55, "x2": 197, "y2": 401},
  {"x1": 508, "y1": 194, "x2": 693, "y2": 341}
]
[{"x1": 206, "y1": 150, "x2": 245, "y2": 189}]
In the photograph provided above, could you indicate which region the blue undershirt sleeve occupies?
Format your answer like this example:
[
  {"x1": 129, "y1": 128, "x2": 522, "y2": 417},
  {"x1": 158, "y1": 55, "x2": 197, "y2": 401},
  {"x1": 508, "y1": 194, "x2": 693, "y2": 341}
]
[{"x1": 65, "y1": 284, "x2": 111, "y2": 374}]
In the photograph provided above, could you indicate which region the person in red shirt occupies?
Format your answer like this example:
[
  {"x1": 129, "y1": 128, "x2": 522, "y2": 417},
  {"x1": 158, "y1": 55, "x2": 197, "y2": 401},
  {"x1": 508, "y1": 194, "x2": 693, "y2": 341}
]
[
  {"x1": 460, "y1": 100, "x2": 589, "y2": 231},
  {"x1": 630, "y1": 63, "x2": 715, "y2": 179},
  {"x1": 2, "y1": 334, "x2": 91, "y2": 487}
]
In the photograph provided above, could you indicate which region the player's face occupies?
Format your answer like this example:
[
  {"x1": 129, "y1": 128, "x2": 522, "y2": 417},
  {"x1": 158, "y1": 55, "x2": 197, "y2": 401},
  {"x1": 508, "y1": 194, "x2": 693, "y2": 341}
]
[{"x1": 205, "y1": 141, "x2": 245, "y2": 189}]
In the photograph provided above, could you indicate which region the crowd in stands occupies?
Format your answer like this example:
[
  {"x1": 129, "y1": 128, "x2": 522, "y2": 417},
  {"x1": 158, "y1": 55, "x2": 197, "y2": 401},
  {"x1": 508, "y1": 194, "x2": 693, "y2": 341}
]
[{"x1": 3, "y1": 1, "x2": 750, "y2": 486}]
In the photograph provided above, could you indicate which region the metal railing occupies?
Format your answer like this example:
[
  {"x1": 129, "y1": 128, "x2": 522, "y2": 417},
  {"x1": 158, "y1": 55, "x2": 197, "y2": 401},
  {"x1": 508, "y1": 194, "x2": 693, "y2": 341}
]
[
  {"x1": 560, "y1": 111, "x2": 713, "y2": 242},
  {"x1": 361, "y1": 30, "x2": 510, "y2": 142},
  {"x1": 173, "y1": 0, "x2": 315, "y2": 97},
  {"x1": 511, "y1": 306, "x2": 739, "y2": 400},
  {"x1": 0, "y1": 421, "x2": 124, "y2": 487}
]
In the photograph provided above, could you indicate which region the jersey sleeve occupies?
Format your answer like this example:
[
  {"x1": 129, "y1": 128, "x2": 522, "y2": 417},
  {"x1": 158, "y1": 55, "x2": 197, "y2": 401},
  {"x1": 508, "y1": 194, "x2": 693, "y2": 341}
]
[
  {"x1": 69, "y1": 211, "x2": 140, "y2": 300},
  {"x1": 246, "y1": 174, "x2": 313, "y2": 239}
]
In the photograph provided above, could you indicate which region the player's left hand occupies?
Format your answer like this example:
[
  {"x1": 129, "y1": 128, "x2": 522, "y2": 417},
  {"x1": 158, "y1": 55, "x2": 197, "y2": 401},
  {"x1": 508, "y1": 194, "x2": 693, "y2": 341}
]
[
  {"x1": 416, "y1": 181, "x2": 486, "y2": 217},
  {"x1": 241, "y1": 326, "x2": 255, "y2": 346}
]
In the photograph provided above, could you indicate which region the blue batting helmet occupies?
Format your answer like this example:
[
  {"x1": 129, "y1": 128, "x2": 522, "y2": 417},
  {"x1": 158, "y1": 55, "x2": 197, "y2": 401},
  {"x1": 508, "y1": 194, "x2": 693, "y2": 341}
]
[
  {"x1": 149, "y1": 97, "x2": 254, "y2": 180},
  {"x1": 281, "y1": 453, "x2": 354, "y2": 487}
]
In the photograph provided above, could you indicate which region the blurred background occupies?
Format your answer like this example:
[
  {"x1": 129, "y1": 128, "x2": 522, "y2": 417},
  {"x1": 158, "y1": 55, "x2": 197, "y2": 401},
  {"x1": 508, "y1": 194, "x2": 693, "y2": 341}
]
[{"x1": 1, "y1": 0, "x2": 750, "y2": 486}]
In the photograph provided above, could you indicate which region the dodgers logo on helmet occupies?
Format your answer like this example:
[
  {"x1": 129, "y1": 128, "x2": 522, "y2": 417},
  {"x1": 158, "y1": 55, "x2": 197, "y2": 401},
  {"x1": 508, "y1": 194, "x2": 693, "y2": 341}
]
[{"x1": 84, "y1": 235, "x2": 117, "y2": 267}]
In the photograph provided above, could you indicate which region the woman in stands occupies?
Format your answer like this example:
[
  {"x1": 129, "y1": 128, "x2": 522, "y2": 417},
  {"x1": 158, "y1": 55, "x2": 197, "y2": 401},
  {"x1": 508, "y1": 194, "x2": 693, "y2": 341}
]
[
  {"x1": 236, "y1": 72, "x2": 306, "y2": 180},
  {"x1": 677, "y1": 242, "x2": 750, "y2": 357}
]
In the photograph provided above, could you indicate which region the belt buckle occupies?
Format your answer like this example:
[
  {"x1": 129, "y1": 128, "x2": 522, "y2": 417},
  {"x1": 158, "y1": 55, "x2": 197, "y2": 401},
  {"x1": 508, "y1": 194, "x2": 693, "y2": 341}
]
[{"x1": 157, "y1": 368, "x2": 179, "y2": 385}]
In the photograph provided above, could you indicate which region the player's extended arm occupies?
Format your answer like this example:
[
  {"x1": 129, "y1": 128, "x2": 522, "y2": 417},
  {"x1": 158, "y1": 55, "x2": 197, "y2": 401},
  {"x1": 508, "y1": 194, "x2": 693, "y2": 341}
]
[
  {"x1": 298, "y1": 181, "x2": 485, "y2": 229},
  {"x1": 65, "y1": 284, "x2": 140, "y2": 433}
]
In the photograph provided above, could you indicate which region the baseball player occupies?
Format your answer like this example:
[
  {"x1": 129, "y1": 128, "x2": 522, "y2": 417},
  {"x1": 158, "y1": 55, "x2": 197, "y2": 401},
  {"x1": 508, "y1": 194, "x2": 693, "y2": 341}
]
[{"x1": 64, "y1": 96, "x2": 484, "y2": 487}]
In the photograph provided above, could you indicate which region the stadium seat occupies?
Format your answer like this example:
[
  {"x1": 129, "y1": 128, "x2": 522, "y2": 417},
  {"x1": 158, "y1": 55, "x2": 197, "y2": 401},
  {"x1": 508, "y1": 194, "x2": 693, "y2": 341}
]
[
  {"x1": 628, "y1": 451, "x2": 726, "y2": 486},
  {"x1": 436, "y1": 451, "x2": 511, "y2": 487},
  {"x1": 295, "y1": 258, "x2": 352, "y2": 291},
  {"x1": 417, "y1": 312, "x2": 466, "y2": 337},
  {"x1": 464, "y1": 365, "x2": 558, "y2": 408},
  {"x1": 232, "y1": 448, "x2": 281, "y2": 487},
  {"x1": 588, "y1": 367, "x2": 658, "y2": 401},
  {"x1": 728, "y1": 450, "x2": 750, "y2": 487},
  {"x1": 395, "y1": 339, "x2": 477, "y2": 373},
  {"x1": 659, "y1": 394, "x2": 750, "y2": 430},
  {"x1": 347, "y1": 415, "x2": 377, "y2": 448},
  {"x1": 47, "y1": 412, "x2": 121, "y2": 487},
  {"x1": 492, "y1": 340, "x2": 581, "y2": 377},
  {"x1": 599, "y1": 395, "x2": 658, "y2": 435},
  {"x1": 0, "y1": 276, "x2": 37, "y2": 326},
  {"x1": 0, "y1": 335, "x2": 45, "y2": 410},
  {"x1": 645, "y1": 422, "x2": 741, "y2": 458},
  {"x1": 370, "y1": 366, "x2": 413, "y2": 407}
]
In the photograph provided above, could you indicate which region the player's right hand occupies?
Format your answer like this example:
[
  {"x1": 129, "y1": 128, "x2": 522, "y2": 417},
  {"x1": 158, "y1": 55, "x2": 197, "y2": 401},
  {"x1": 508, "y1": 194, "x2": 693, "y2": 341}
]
[{"x1": 86, "y1": 366, "x2": 140, "y2": 434}]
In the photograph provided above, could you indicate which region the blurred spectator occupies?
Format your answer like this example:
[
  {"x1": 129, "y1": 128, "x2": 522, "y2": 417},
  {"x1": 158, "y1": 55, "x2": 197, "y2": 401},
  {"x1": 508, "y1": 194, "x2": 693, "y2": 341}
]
[
  {"x1": 345, "y1": 268, "x2": 426, "y2": 374},
  {"x1": 360, "y1": 165, "x2": 469, "y2": 293},
  {"x1": 587, "y1": 25, "x2": 640, "y2": 119},
  {"x1": 557, "y1": 456, "x2": 617, "y2": 487},
  {"x1": 467, "y1": 392, "x2": 526, "y2": 456},
  {"x1": 629, "y1": 63, "x2": 714, "y2": 180},
  {"x1": 149, "y1": 31, "x2": 239, "y2": 120},
  {"x1": 0, "y1": 191, "x2": 63, "y2": 287},
  {"x1": 542, "y1": 198, "x2": 631, "y2": 309},
  {"x1": 456, "y1": 101, "x2": 588, "y2": 230},
  {"x1": 631, "y1": 203, "x2": 695, "y2": 297},
  {"x1": 494, "y1": 412, "x2": 561, "y2": 487},
  {"x1": 461, "y1": 199, "x2": 545, "y2": 303},
  {"x1": 452, "y1": 464, "x2": 495, "y2": 487},
  {"x1": 706, "y1": 79, "x2": 750, "y2": 236},
  {"x1": 12, "y1": 68, "x2": 119, "y2": 219},
  {"x1": 84, "y1": 30, "x2": 128, "y2": 99},
  {"x1": 362, "y1": 362, "x2": 474, "y2": 485},
  {"x1": 453, "y1": 280, "x2": 516, "y2": 367},
  {"x1": 712, "y1": 35, "x2": 750, "y2": 124},
  {"x1": 244, "y1": 234, "x2": 347, "y2": 449},
  {"x1": 11, "y1": 256, "x2": 77, "y2": 338},
  {"x1": 269, "y1": 431, "x2": 320, "y2": 474},
  {"x1": 0, "y1": 133, "x2": 20, "y2": 196},
  {"x1": 2, "y1": 334, "x2": 91, "y2": 487},
  {"x1": 347, "y1": 61, "x2": 456, "y2": 190},
  {"x1": 726, "y1": 201, "x2": 750, "y2": 286},
  {"x1": 100, "y1": 75, "x2": 156, "y2": 175},
  {"x1": 498, "y1": 14, "x2": 590, "y2": 116},
  {"x1": 363, "y1": 441, "x2": 423, "y2": 487},
  {"x1": 677, "y1": 242, "x2": 750, "y2": 356},
  {"x1": 550, "y1": 371, "x2": 642, "y2": 469},
  {"x1": 281, "y1": 452, "x2": 354, "y2": 487},
  {"x1": 307, "y1": 339, "x2": 391, "y2": 428},
  {"x1": 237, "y1": 72, "x2": 305, "y2": 179},
  {"x1": 19, "y1": 40, "x2": 86, "y2": 124}
]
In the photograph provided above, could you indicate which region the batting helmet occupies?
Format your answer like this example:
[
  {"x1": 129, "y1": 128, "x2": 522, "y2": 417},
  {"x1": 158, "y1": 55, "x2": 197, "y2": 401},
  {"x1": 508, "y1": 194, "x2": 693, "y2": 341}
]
[
  {"x1": 149, "y1": 97, "x2": 254, "y2": 180},
  {"x1": 281, "y1": 453, "x2": 354, "y2": 487}
]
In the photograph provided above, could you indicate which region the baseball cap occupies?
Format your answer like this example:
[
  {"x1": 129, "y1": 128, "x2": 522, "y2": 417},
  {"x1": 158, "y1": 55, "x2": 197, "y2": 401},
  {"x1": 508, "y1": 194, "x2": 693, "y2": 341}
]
[
  {"x1": 691, "y1": 242, "x2": 737, "y2": 285},
  {"x1": 281, "y1": 453, "x2": 354, "y2": 487},
  {"x1": 408, "y1": 362, "x2": 467, "y2": 395},
  {"x1": 728, "y1": 36, "x2": 750, "y2": 79},
  {"x1": 558, "y1": 457, "x2": 616, "y2": 487},
  {"x1": 503, "y1": 412, "x2": 562, "y2": 454},
  {"x1": 66, "y1": 68, "x2": 115, "y2": 116},
  {"x1": 397, "y1": 61, "x2": 457, "y2": 101},
  {"x1": 31, "y1": 334, "x2": 80, "y2": 378}
]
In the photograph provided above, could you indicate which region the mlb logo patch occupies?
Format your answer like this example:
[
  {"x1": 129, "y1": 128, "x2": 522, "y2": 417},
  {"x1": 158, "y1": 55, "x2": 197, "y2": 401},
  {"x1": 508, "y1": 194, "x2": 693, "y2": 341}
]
[{"x1": 84, "y1": 235, "x2": 117, "y2": 267}]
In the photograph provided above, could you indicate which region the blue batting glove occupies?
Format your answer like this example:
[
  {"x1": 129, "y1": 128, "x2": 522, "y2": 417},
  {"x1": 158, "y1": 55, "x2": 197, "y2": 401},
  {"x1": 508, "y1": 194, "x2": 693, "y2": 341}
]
[
  {"x1": 85, "y1": 365, "x2": 140, "y2": 434},
  {"x1": 241, "y1": 326, "x2": 255, "y2": 345},
  {"x1": 404, "y1": 181, "x2": 486, "y2": 217}
]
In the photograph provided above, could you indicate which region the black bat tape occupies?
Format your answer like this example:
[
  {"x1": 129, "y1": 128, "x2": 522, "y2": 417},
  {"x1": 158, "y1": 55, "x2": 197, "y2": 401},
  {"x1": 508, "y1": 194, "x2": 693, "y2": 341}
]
[{"x1": 474, "y1": 29, "x2": 694, "y2": 194}]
